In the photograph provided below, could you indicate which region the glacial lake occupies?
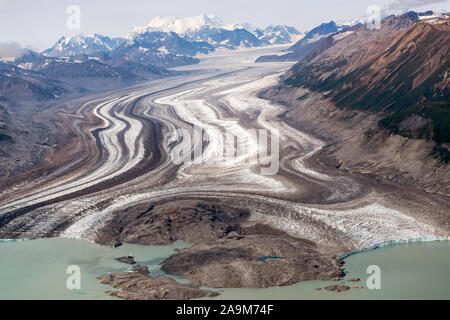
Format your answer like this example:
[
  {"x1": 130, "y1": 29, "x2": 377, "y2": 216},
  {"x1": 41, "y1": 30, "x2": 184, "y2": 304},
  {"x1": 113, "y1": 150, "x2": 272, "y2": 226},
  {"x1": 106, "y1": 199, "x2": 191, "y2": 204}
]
[{"x1": 0, "y1": 238, "x2": 449, "y2": 300}]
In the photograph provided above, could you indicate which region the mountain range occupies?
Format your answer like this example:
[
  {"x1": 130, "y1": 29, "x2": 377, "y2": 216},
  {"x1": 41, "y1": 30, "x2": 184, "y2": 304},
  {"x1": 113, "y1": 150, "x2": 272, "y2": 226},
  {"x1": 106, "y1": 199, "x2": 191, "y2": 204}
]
[
  {"x1": 256, "y1": 21, "x2": 345, "y2": 62},
  {"x1": 42, "y1": 34, "x2": 126, "y2": 57},
  {"x1": 282, "y1": 11, "x2": 449, "y2": 148},
  {"x1": 0, "y1": 14, "x2": 304, "y2": 105},
  {"x1": 1, "y1": 10, "x2": 448, "y2": 193},
  {"x1": 129, "y1": 14, "x2": 301, "y2": 48},
  {"x1": 0, "y1": 14, "x2": 304, "y2": 178},
  {"x1": 262, "y1": 10, "x2": 449, "y2": 192},
  {"x1": 42, "y1": 14, "x2": 301, "y2": 62}
]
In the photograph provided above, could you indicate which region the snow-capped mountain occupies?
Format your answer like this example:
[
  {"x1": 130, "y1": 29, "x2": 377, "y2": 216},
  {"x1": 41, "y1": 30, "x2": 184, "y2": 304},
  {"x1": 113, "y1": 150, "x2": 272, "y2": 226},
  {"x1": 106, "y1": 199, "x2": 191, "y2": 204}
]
[
  {"x1": 42, "y1": 31, "x2": 213, "y2": 68},
  {"x1": 258, "y1": 25, "x2": 301, "y2": 45},
  {"x1": 256, "y1": 10, "x2": 446, "y2": 64},
  {"x1": 42, "y1": 34, "x2": 126, "y2": 57},
  {"x1": 131, "y1": 14, "x2": 223, "y2": 36},
  {"x1": 336, "y1": 16, "x2": 366, "y2": 28},
  {"x1": 14, "y1": 49, "x2": 48, "y2": 70},
  {"x1": 132, "y1": 14, "x2": 263, "y2": 49},
  {"x1": 112, "y1": 31, "x2": 213, "y2": 67},
  {"x1": 289, "y1": 21, "x2": 339, "y2": 52},
  {"x1": 256, "y1": 20, "x2": 343, "y2": 62},
  {"x1": 127, "y1": 31, "x2": 214, "y2": 56},
  {"x1": 131, "y1": 14, "x2": 300, "y2": 49},
  {"x1": 186, "y1": 27, "x2": 263, "y2": 49},
  {"x1": 41, "y1": 14, "x2": 303, "y2": 68},
  {"x1": 0, "y1": 59, "x2": 65, "y2": 101},
  {"x1": 417, "y1": 10, "x2": 449, "y2": 22}
]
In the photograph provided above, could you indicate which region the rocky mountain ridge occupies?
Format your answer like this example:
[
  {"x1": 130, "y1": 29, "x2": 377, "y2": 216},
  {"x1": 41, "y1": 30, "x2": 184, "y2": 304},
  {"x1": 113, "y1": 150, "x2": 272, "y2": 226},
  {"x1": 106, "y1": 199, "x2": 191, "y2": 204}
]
[{"x1": 263, "y1": 11, "x2": 450, "y2": 194}]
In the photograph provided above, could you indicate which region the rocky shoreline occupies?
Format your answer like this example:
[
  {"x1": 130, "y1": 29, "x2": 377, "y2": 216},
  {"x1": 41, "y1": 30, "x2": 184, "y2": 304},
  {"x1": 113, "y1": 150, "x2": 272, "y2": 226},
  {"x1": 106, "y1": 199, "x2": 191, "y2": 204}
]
[
  {"x1": 95, "y1": 200, "x2": 345, "y2": 299},
  {"x1": 98, "y1": 265, "x2": 220, "y2": 300}
]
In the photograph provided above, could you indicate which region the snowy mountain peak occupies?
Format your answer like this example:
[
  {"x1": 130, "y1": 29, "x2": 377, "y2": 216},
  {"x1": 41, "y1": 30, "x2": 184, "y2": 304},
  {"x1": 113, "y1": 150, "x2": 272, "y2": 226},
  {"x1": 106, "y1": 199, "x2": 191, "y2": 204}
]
[
  {"x1": 418, "y1": 10, "x2": 446, "y2": 20},
  {"x1": 59, "y1": 33, "x2": 100, "y2": 44},
  {"x1": 132, "y1": 14, "x2": 224, "y2": 36},
  {"x1": 336, "y1": 17, "x2": 366, "y2": 28},
  {"x1": 42, "y1": 33, "x2": 125, "y2": 57},
  {"x1": 223, "y1": 22, "x2": 257, "y2": 32},
  {"x1": 43, "y1": 14, "x2": 303, "y2": 60}
]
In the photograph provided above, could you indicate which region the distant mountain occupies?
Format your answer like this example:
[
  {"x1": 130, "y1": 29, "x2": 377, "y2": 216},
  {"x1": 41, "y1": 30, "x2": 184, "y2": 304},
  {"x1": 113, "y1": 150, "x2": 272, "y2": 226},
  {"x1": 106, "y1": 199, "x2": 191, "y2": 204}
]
[
  {"x1": 35, "y1": 59, "x2": 137, "y2": 80},
  {"x1": 128, "y1": 31, "x2": 214, "y2": 57},
  {"x1": 133, "y1": 14, "x2": 264, "y2": 50},
  {"x1": 0, "y1": 96, "x2": 9, "y2": 134},
  {"x1": 113, "y1": 31, "x2": 213, "y2": 67},
  {"x1": 41, "y1": 14, "x2": 302, "y2": 68},
  {"x1": 281, "y1": 12, "x2": 450, "y2": 160},
  {"x1": 42, "y1": 34, "x2": 126, "y2": 57},
  {"x1": 15, "y1": 50, "x2": 164, "y2": 81},
  {"x1": 0, "y1": 60, "x2": 65, "y2": 102},
  {"x1": 257, "y1": 25, "x2": 301, "y2": 45},
  {"x1": 256, "y1": 21, "x2": 340, "y2": 62},
  {"x1": 288, "y1": 21, "x2": 339, "y2": 51},
  {"x1": 186, "y1": 27, "x2": 263, "y2": 49},
  {"x1": 417, "y1": 10, "x2": 448, "y2": 21},
  {"x1": 131, "y1": 14, "x2": 299, "y2": 50},
  {"x1": 133, "y1": 14, "x2": 223, "y2": 36},
  {"x1": 107, "y1": 56, "x2": 170, "y2": 78},
  {"x1": 6, "y1": 47, "x2": 170, "y2": 100},
  {"x1": 14, "y1": 49, "x2": 48, "y2": 70},
  {"x1": 42, "y1": 30, "x2": 214, "y2": 68}
]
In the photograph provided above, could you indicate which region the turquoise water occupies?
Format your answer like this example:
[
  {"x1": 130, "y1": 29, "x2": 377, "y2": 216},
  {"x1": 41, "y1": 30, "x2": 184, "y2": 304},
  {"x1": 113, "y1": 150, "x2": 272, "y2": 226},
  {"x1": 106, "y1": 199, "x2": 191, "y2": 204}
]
[
  {"x1": 0, "y1": 238, "x2": 449, "y2": 300},
  {"x1": 0, "y1": 238, "x2": 188, "y2": 300},
  {"x1": 205, "y1": 240, "x2": 450, "y2": 300}
]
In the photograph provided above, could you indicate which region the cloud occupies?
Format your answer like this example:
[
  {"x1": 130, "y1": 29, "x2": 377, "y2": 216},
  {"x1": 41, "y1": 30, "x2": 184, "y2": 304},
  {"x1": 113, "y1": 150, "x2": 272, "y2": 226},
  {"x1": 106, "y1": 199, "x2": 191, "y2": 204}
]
[
  {"x1": 386, "y1": 0, "x2": 448, "y2": 11},
  {"x1": 0, "y1": 42, "x2": 25, "y2": 59}
]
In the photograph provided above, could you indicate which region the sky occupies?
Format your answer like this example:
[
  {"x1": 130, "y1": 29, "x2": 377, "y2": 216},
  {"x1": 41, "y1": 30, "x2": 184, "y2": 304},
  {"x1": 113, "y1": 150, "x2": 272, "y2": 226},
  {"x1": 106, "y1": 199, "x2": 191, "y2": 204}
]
[{"x1": 0, "y1": 0, "x2": 449, "y2": 51}]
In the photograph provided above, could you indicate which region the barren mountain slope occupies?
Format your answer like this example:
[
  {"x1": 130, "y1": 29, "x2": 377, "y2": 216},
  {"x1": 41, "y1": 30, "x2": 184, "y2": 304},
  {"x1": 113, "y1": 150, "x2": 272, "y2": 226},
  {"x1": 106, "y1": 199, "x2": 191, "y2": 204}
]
[{"x1": 263, "y1": 14, "x2": 450, "y2": 194}]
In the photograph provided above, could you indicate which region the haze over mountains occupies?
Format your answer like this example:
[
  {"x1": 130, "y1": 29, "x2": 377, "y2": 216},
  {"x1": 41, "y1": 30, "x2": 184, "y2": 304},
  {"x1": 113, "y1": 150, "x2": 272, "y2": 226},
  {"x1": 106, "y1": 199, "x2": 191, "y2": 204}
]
[
  {"x1": 43, "y1": 14, "x2": 302, "y2": 61},
  {"x1": 256, "y1": 20, "x2": 352, "y2": 62},
  {"x1": 1, "y1": 10, "x2": 448, "y2": 183},
  {"x1": 0, "y1": 13, "x2": 303, "y2": 175},
  {"x1": 0, "y1": 14, "x2": 303, "y2": 103}
]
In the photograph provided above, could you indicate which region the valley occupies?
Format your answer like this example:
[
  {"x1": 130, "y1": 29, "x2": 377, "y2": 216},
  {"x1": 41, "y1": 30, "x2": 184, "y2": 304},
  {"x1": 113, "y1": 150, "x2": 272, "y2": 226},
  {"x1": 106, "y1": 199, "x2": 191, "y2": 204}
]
[
  {"x1": 0, "y1": 10, "x2": 449, "y2": 300},
  {"x1": 0, "y1": 44, "x2": 448, "y2": 298}
]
